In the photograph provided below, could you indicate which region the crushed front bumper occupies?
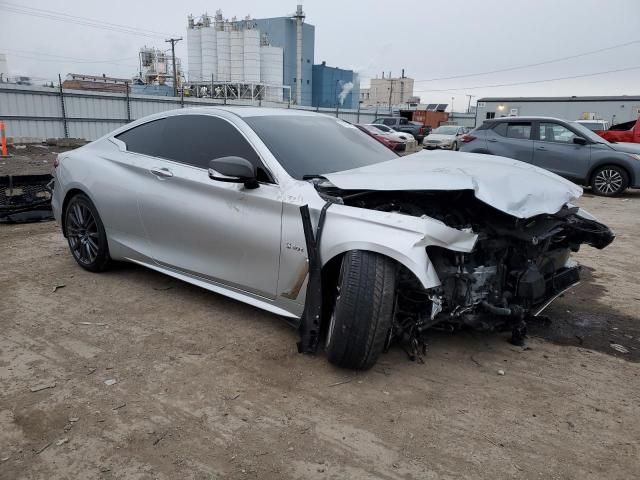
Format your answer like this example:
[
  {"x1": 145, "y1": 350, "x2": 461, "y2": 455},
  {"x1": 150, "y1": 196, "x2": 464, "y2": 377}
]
[
  {"x1": 0, "y1": 174, "x2": 54, "y2": 223},
  {"x1": 532, "y1": 264, "x2": 581, "y2": 316}
]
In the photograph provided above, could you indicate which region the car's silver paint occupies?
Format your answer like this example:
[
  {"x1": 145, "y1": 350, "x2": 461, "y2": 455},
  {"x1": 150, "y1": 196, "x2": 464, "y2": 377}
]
[{"x1": 52, "y1": 107, "x2": 581, "y2": 320}]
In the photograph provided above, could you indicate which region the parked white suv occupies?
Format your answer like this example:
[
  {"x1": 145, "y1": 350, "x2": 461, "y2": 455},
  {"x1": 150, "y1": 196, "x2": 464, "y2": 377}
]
[{"x1": 575, "y1": 119, "x2": 610, "y2": 132}]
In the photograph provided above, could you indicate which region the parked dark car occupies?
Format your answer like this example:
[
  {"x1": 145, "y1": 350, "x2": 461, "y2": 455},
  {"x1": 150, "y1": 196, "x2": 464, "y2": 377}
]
[
  {"x1": 372, "y1": 117, "x2": 427, "y2": 143},
  {"x1": 460, "y1": 116, "x2": 640, "y2": 196}
]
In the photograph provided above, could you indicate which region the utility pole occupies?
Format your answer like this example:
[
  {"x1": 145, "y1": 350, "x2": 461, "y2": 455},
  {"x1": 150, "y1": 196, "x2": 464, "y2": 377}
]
[
  {"x1": 466, "y1": 94, "x2": 475, "y2": 114},
  {"x1": 165, "y1": 37, "x2": 182, "y2": 97},
  {"x1": 388, "y1": 79, "x2": 394, "y2": 112}
]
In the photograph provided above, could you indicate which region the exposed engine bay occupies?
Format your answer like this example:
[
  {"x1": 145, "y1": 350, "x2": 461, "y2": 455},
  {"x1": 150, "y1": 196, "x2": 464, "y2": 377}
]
[{"x1": 314, "y1": 183, "x2": 614, "y2": 359}]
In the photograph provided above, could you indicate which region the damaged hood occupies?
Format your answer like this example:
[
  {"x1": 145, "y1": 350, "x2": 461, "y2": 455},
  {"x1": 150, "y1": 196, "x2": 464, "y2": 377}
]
[{"x1": 323, "y1": 150, "x2": 583, "y2": 218}]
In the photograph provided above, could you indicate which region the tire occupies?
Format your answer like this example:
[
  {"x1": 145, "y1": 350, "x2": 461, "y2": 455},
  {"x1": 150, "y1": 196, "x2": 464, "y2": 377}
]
[
  {"x1": 326, "y1": 250, "x2": 397, "y2": 370},
  {"x1": 64, "y1": 193, "x2": 111, "y2": 272},
  {"x1": 452, "y1": 141, "x2": 458, "y2": 151},
  {"x1": 590, "y1": 165, "x2": 629, "y2": 197}
]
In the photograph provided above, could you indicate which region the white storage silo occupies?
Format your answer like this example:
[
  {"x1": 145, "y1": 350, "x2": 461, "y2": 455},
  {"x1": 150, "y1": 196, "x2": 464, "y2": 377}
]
[
  {"x1": 230, "y1": 27, "x2": 244, "y2": 82},
  {"x1": 200, "y1": 18, "x2": 217, "y2": 81},
  {"x1": 260, "y1": 45, "x2": 283, "y2": 102},
  {"x1": 243, "y1": 28, "x2": 260, "y2": 83},
  {"x1": 186, "y1": 17, "x2": 202, "y2": 82},
  {"x1": 216, "y1": 26, "x2": 231, "y2": 82}
]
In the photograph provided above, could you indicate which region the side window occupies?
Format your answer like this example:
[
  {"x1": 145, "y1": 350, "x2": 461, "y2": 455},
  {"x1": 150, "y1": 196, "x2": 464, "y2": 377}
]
[
  {"x1": 399, "y1": 118, "x2": 409, "y2": 125},
  {"x1": 163, "y1": 115, "x2": 273, "y2": 182},
  {"x1": 383, "y1": 118, "x2": 396, "y2": 126},
  {"x1": 492, "y1": 123, "x2": 508, "y2": 136},
  {"x1": 539, "y1": 122, "x2": 577, "y2": 143},
  {"x1": 506, "y1": 123, "x2": 531, "y2": 139},
  {"x1": 492, "y1": 122, "x2": 532, "y2": 139},
  {"x1": 115, "y1": 119, "x2": 168, "y2": 157}
]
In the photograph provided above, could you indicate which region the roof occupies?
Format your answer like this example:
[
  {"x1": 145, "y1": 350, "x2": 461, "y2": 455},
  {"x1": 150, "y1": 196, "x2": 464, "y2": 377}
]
[
  {"x1": 478, "y1": 95, "x2": 640, "y2": 103},
  {"x1": 159, "y1": 106, "x2": 325, "y2": 118},
  {"x1": 490, "y1": 116, "x2": 567, "y2": 122}
]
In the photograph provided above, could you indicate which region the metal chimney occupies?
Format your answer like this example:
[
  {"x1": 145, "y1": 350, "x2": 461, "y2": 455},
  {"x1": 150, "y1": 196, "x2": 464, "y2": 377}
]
[{"x1": 293, "y1": 5, "x2": 305, "y2": 105}]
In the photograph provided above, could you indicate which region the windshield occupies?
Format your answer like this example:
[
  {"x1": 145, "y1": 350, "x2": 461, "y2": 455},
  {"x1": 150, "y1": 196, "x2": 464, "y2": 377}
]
[
  {"x1": 245, "y1": 115, "x2": 397, "y2": 180},
  {"x1": 569, "y1": 122, "x2": 609, "y2": 144},
  {"x1": 431, "y1": 126, "x2": 459, "y2": 135}
]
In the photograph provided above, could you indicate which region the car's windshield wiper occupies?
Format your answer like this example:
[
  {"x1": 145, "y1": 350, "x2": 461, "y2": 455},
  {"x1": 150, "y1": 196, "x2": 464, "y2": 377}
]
[{"x1": 302, "y1": 174, "x2": 328, "y2": 180}]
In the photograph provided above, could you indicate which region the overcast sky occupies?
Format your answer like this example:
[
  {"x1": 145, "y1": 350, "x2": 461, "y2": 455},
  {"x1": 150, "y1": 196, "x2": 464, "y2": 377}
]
[{"x1": 1, "y1": 0, "x2": 639, "y2": 109}]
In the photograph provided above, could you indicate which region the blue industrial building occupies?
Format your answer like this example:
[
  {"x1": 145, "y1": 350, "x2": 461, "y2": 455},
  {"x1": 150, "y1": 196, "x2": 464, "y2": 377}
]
[
  {"x1": 311, "y1": 62, "x2": 359, "y2": 110},
  {"x1": 254, "y1": 15, "x2": 315, "y2": 106}
]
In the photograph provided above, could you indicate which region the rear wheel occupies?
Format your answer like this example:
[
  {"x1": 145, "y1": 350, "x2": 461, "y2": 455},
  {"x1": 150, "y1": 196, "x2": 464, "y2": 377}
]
[
  {"x1": 64, "y1": 193, "x2": 111, "y2": 272},
  {"x1": 591, "y1": 165, "x2": 628, "y2": 196},
  {"x1": 326, "y1": 251, "x2": 397, "y2": 370}
]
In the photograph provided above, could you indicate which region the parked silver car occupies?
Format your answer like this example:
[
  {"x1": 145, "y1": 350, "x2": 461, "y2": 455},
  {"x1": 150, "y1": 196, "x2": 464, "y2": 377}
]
[
  {"x1": 51, "y1": 108, "x2": 613, "y2": 369},
  {"x1": 460, "y1": 116, "x2": 640, "y2": 196},
  {"x1": 423, "y1": 125, "x2": 470, "y2": 150}
]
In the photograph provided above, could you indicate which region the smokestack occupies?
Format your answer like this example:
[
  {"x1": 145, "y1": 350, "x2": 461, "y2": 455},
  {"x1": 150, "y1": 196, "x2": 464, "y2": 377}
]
[
  {"x1": 402, "y1": 68, "x2": 405, "y2": 78},
  {"x1": 293, "y1": 5, "x2": 305, "y2": 105}
]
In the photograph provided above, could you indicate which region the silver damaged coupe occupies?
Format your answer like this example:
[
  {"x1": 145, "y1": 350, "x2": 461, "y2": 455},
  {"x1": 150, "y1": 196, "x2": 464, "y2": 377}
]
[{"x1": 51, "y1": 107, "x2": 614, "y2": 369}]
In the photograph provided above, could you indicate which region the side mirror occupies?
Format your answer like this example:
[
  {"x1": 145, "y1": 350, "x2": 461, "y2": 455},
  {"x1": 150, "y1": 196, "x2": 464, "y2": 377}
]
[
  {"x1": 208, "y1": 156, "x2": 259, "y2": 189},
  {"x1": 573, "y1": 137, "x2": 588, "y2": 145}
]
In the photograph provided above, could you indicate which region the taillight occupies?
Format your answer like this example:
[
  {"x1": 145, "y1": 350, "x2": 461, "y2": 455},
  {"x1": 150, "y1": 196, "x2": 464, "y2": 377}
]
[
  {"x1": 461, "y1": 134, "x2": 476, "y2": 143},
  {"x1": 53, "y1": 155, "x2": 60, "y2": 168},
  {"x1": 419, "y1": 127, "x2": 425, "y2": 135}
]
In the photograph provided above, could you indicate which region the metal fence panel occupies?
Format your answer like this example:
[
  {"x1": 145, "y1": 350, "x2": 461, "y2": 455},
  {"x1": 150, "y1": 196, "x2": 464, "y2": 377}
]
[
  {"x1": 0, "y1": 84, "x2": 400, "y2": 141},
  {"x1": 4, "y1": 119, "x2": 64, "y2": 139},
  {"x1": 0, "y1": 86, "x2": 61, "y2": 117}
]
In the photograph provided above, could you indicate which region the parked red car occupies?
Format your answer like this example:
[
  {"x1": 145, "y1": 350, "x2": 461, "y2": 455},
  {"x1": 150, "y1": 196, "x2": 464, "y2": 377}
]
[
  {"x1": 596, "y1": 116, "x2": 640, "y2": 143},
  {"x1": 355, "y1": 124, "x2": 405, "y2": 152}
]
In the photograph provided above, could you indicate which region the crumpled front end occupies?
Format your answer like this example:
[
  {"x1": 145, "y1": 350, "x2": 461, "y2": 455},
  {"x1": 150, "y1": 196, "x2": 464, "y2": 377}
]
[{"x1": 312, "y1": 179, "x2": 614, "y2": 357}]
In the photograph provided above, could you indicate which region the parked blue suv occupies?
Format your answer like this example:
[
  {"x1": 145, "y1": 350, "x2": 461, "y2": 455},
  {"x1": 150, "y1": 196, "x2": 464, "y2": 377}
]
[{"x1": 460, "y1": 116, "x2": 640, "y2": 196}]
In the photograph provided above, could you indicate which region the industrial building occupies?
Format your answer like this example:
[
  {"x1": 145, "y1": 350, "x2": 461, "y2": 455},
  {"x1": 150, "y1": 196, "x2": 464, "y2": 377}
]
[
  {"x1": 475, "y1": 96, "x2": 640, "y2": 126},
  {"x1": 186, "y1": 5, "x2": 314, "y2": 105},
  {"x1": 360, "y1": 72, "x2": 415, "y2": 107},
  {"x1": 61, "y1": 73, "x2": 130, "y2": 93},
  {"x1": 311, "y1": 62, "x2": 359, "y2": 109},
  {"x1": 135, "y1": 46, "x2": 182, "y2": 90},
  {"x1": 0, "y1": 54, "x2": 8, "y2": 82}
]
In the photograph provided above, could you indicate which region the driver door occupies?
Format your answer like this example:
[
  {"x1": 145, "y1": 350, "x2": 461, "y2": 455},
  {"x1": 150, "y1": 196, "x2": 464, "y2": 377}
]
[
  {"x1": 532, "y1": 121, "x2": 591, "y2": 182},
  {"x1": 118, "y1": 114, "x2": 283, "y2": 298}
]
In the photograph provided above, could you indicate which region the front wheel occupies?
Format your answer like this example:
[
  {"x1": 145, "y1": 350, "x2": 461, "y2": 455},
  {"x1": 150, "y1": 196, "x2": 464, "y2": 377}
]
[
  {"x1": 326, "y1": 251, "x2": 397, "y2": 370},
  {"x1": 452, "y1": 141, "x2": 459, "y2": 151},
  {"x1": 64, "y1": 193, "x2": 111, "y2": 272},
  {"x1": 591, "y1": 165, "x2": 628, "y2": 196}
]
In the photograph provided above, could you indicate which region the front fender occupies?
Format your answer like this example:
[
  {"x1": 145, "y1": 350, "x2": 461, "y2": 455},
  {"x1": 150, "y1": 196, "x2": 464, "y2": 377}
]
[{"x1": 320, "y1": 204, "x2": 477, "y2": 289}]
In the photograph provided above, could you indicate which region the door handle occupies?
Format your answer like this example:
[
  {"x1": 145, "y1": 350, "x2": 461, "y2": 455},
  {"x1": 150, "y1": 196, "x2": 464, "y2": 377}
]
[
  {"x1": 487, "y1": 138, "x2": 498, "y2": 142},
  {"x1": 150, "y1": 167, "x2": 173, "y2": 178}
]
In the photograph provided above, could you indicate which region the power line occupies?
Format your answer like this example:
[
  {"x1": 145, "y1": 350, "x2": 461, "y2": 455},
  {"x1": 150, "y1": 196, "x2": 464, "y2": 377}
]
[
  {"x1": 413, "y1": 65, "x2": 640, "y2": 93},
  {"x1": 7, "y1": 53, "x2": 139, "y2": 70},
  {"x1": 1, "y1": 48, "x2": 138, "y2": 68},
  {"x1": 0, "y1": 2, "x2": 178, "y2": 39},
  {"x1": 413, "y1": 39, "x2": 640, "y2": 83}
]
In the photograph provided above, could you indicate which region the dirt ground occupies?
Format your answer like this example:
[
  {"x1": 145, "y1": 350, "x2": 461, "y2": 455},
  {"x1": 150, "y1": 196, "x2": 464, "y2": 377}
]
[
  {"x1": 0, "y1": 144, "x2": 75, "y2": 177},
  {"x1": 1, "y1": 178, "x2": 639, "y2": 478}
]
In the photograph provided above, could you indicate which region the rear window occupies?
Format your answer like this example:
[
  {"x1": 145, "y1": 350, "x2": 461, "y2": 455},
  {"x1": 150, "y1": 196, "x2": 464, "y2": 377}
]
[{"x1": 115, "y1": 119, "x2": 167, "y2": 157}]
